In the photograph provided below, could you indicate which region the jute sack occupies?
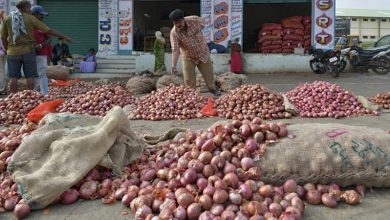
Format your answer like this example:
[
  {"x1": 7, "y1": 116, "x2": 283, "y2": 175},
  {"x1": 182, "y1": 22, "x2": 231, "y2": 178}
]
[
  {"x1": 126, "y1": 76, "x2": 157, "y2": 94},
  {"x1": 156, "y1": 74, "x2": 184, "y2": 90},
  {"x1": 8, "y1": 107, "x2": 145, "y2": 209},
  {"x1": 47, "y1": 65, "x2": 70, "y2": 80},
  {"x1": 257, "y1": 123, "x2": 390, "y2": 187},
  {"x1": 217, "y1": 72, "x2": 247, "y2": 92}
]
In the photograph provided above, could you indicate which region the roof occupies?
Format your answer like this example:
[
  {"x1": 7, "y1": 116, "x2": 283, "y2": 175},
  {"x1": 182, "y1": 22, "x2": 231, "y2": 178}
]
[{"x1": 336, "y1": 8, "x2": 390, "y2": 18}]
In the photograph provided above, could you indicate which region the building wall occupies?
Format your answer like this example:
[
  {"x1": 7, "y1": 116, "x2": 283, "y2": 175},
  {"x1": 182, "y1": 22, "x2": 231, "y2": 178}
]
[{"x1": 347, "y1": 17, "x2": 390, "y2": 42}]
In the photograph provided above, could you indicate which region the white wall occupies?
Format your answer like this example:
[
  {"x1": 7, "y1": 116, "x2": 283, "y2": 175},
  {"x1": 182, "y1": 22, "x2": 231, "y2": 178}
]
[
  {"x1": 347, "y1": 17, "x2": 390, "y2": 42},
  {"x1": 135, "y1": 53, "x2": 312, "y2": 74}
]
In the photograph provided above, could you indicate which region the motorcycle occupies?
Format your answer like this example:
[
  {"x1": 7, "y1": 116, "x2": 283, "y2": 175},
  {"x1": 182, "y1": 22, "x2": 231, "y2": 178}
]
[
  {"x1": 309, "y1": 47, "x2": 345, "y2": 78},
  {"x1": 340, "y1": 45, "x2": 390, "y2": 75}
]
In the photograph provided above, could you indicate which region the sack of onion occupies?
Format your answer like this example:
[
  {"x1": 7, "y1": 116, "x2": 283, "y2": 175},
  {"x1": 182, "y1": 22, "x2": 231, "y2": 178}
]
[
  {"x1": 216, "y1": 72, "x2": 247, "y2": 92},
  {"x1": 156, "y1": 74, "x2": 184, "y2": 90},
  {"x1": 126, "y1": 76, "x2": 158, "y2": 94},
  {"x1": 8, "y1": 107, "x2": 145, "y2": 209},
  {"x1": 257, "y1": 123, "x2": 390, "y2": 187}
]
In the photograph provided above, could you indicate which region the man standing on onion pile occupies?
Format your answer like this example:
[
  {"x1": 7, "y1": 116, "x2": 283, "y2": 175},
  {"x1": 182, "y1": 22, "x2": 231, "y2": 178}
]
[
  {"x1": 169, "y1": 9, "x2": 221, "y2": 96},
  {"x1": 0, "y1": 0, "x2": 72, "y2": 93}
]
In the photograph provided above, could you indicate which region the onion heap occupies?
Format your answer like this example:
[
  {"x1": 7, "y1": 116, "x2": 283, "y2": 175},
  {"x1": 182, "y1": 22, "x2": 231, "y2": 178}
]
[
  {"x1": 48, "y1": 81, "x2": 99, "y2": 99},
  {"x1": 369, "y1": 92, "x2": 390, "y2": 109},
  {"x1": 214, "y1": 84, "x2": 293, "y2": 120},
  {"x1": 286, "y1": 81, "x2": 378, "y2": 118},
  {"x1": 57, "y1": 84, "x2": 137, "y2": 116},
  {"x1": 128, "y1": 84, "x2": 207, "y2": 121},
  {"x1": 0, "y1": 91, "x2": 46, "y2": 126}
]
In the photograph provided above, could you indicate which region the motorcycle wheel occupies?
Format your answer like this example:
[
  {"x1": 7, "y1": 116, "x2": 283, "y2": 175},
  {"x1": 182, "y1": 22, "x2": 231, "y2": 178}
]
[
  {"x1": 310, "y1": 61, "x2": 326, "y2": 74},
  {"x1": 338, "y1": 59, "x2": 347, "y2": 72},
  {"x1": 330, "y1": 64, "x2": 340, "y2": 78},
  {"x1": 371, "y1": 56, "x2": 390, "y2": 75}
]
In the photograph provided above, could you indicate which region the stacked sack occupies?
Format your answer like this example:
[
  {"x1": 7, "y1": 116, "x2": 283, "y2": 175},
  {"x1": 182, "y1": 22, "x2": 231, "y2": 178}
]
[
  {"x1": 281, "y1": 16, "x2": 305, "y2": 53},
  {"x1": 258, "y1": 23, "x2": 283, "y2": 53},
  {"x1": 303, "y1": 16, "x2": 312, "y2": 52}
]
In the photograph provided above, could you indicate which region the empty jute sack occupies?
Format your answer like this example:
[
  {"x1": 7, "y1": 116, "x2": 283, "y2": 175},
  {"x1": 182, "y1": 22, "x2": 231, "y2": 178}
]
[
  {"x1": 156, "y1": 74, "x2": 184, "y2": 90},
  {"x1": 257, "y1": 123, "x2": 390, "y2": 187},
  {"x1": 47, "y1": 65, "x2": 70, "y2": 80},
  {"x1": 217, "y1": 72, "x2": 247, "y2": 92},
  {"x1": 8, "y1": 106, "x2": 146, "y2": 209},
  {"x1": 126, "y1": 76, "x2": 157, "y2": 94}
]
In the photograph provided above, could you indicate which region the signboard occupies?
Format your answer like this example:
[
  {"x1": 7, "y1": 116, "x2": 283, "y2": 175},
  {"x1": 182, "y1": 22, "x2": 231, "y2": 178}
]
[
  {"x1": 118, "y1": 0, "x2": 133, "y2": 54},
  {"x1": 312, "y1": 0, "x2": 335, "y2": 50},
  {"x1": 201, "y1": 0, "x2": 243, "y2": 47},
  {"x1": 98, "y1": 0, "x2": 118, "y2": 56}
]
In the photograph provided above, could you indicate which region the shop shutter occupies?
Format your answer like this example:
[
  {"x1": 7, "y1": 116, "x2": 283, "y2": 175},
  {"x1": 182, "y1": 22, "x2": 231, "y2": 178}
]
[{"x1": 37, "y1": 0, "x2": 98, "y2": 55}]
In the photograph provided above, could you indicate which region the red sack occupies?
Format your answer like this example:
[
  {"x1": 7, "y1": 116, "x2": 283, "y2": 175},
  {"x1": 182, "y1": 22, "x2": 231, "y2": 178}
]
[
  {"x1": 261, "y1": 40, "x2": 272, "y2": 47},
  {"x1": 262, "y1": 45, "x2": 282, "y2": 50},
  {"x1": 259, "y1": 35, "x2": 282, "y2": 44},
  {"x1": 304, "y1": 35, "x2": 311, "y2": 40},
  {"x1": 294, "y1": 29, "x2": 305, "y2": 36},
  {"x1": 282, "y1": 23, "x2": 304, "y2": 30},
  {"x1": 261, "y1": 23, "x2": 283, "y2": 31},
  {"x1": 200, "y1": 97, "x2": 217, "y2": 116},
  {"x1": 281, "y1": 16, "x2": 303, "y2": 24},
  {"x1": 272, "y1": 40, "x2": 283, "y2": 45},
  {"x1": 304, "y1": 39, "x2": 311, "y2": 47},
  {"x1": 272, "y1": 29, "x2": 283, "y2": 37},
  {"x1": 284, "y1": 34, "x2": 303, "y2": 41},
  {"x1": 50, "y1": 78, "x2": 80, "y2": 87},
  {"x1": 272, "y1": 49, "x2": 282, "y2": 53},
  {"x1": 282, "y1": 48, "x2": 294, "y2": 53},
  {"x1": 283, "y1": 28, "x2": 295, "y2": 35},
  {"x1": 258, "y1": 30, "x2": 272, "y2": 37},
  {"x1": 27, "y1": 99, "x2": 65, "y2": 123},
  {"x1": 303, "y1": 16, "x2": 311, "y2": 24}
]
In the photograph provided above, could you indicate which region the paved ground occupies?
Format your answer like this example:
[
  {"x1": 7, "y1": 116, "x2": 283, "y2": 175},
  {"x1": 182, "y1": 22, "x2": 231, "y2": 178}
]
[{"x1": 2, "y1": 71, "x2": 390, "y2": 219}]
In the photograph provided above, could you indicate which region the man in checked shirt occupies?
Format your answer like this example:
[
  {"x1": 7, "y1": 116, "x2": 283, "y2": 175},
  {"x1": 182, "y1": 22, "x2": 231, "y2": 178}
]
[{"x1": 169, "y1": 9, "x2": 221, "y2": 96}]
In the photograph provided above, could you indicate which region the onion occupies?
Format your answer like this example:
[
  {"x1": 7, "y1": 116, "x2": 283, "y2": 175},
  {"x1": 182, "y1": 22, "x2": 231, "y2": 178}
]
[
  {"x1": 199, "y1": 151, "x2": 213, "y2": 164},
  {"x1": 269, "y1": 202, "x2": 283, "y2": 217},
  {"x1": 241, "y1": 157, "x2": 255, "y2": 171},
  {"x1": 202, "y1": 139, "x2": 215, "y2": 152},
  {"x1": 245, "y1": 138, "x2": 258, "y2": 153},
  {"x1": 239, "y1": 184, "x2": 253, "y2": 200},
  {"x1": 283, "y1": 179, "x2": 298, "y2": 193},
  {"x1": 259, "y1": 185, "x2": 274, "y2": 197},
  {"x1": 254, "y1": 132, "x2": 264, "y2": 143},
  {"x1": 203, "y1": 184, "x2": 216, "y2": 196},
  {"x1": 177, "y1": 193, "x2": 194, "y2": 208},
  {"x1": 135, "y1": 205, "x2": 152, "y2": 219},
  {"x1": 322, "y1": 193, "x2": 337, "y2": 208},
  {"x1": 181, "y1": 168, "x2": 197, "y2": 185},
  {"x1": 199, "y1": 194, "x2": 213, "y2": 210},
  {"x1": 211, "y1": 204, "x2": 224, "y2": 216},
  {"x1": 5, "y1": 195, "x2": 19, "y2": 210},
  {"x1": 223, "y1": 173, "x2": 239, "y2": 188},
  {"x1": 211, "y1": 155, "x2": 226, "y2": 169},
  {"x1": 60, "y1": 189, "x2": 79, "y2": 204},
  {"x1": 223, "y1": 162, "x2": 237, "y2": 174},
  {"x1": 240, "y1": 124, "x2": 251, "y2": 137},
  {"x1": 306, "y1": 190, "x2": 322, "y2": 205},
  {"x1": 122, "y1": 192, "x2": 137, "y2": 206},
  {"x1": 187, "y1": 203, "x2": 202, "y2": 220},
  {"x1": 13, "y1": 202, "x2": 31, "y2": 220},
  {"x1": 174, "y1": 206, "x2": 187, "y2": 220},
  {"x1": 213, "y1": 189, "x2": 229, "y2": 204},
  {"x1": 221, "y1": 210, "x2": 236, "y2": 220},
  {"x1": 229, "y1": 192, "x2": 243, "y2": 205},
  {"x1": 342, "y1": 190, "x2": 361, "y2": 205}
]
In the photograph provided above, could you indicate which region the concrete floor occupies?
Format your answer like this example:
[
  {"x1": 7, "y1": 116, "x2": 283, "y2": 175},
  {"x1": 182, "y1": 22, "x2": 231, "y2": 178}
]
[{"x1": 2, "y1": 71, "x2": 390, "y2": 219}]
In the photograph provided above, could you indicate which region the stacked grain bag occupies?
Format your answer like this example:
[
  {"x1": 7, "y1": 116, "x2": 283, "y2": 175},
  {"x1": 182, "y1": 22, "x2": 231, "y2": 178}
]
[
  {"x1": 303, "y1": 16, "x2": 312, "y2": 52},
  {"x1": 281, "y1": 16, "x2": 305, "y2": 53},
  {"x1": 258, "y1": 23, "x2": 283, "y2": 53}
]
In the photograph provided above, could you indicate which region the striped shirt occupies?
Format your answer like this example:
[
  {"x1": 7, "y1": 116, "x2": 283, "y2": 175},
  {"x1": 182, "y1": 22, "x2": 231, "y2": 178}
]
[{"x1": 170, "y1": 16, "x2": 210, "y2": 65}]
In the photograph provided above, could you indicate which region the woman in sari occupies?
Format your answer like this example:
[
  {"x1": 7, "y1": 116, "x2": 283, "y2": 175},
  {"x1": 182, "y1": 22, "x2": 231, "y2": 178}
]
[
  {"x1": 153, "y1": 31, "x2": 165, "y2": 73},
  {"x1": 80, "y1": 48, "x2": 97, "y2": 73},
  {"x1": 230, "y1": 38, "x2": 242, "y2": 74}
]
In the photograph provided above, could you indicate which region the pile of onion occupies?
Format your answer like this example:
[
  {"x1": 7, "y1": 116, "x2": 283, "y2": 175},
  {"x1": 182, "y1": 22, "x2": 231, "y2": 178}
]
[
  {"x1": 0, "y1": 91, "x2": 46, "y2": 126},
  {"x1": 369, "y1": 91, "x2": 390, "y2": 109},
  {"x1": 214, "y1": 84, "x2": 293, "y2": 120},
  {"x1": 286, "y1": 81, "x2": 378, "y2": 118},
  {"x1": 48, "y1": 81, "x2": 99, "y2": 99},
  {"x1": 57, "y1": 84, "x2": 137, "y2": 116},
  {"x1": 128, "y1": 84, "x2": 207, "y2": 120}
]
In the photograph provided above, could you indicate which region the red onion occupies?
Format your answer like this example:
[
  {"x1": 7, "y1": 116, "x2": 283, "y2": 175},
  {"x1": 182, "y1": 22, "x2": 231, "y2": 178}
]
[
  {"x1": 269, "y1": 202, "x2": 283, "y2": 217},
  {"x1": 213, "y1": 189, "x2": 229, "y2": 204},
  {"x1": 181, "y1": 168, "x2": 197, "y2": 185},
  {"x1": 187, "y1": 203, "x2": 202, "y2": 220},
  {"x1": 60, "y1": 189, "x2": 79, "y2": 205},
  {"x1": 221, "y1": 210, "x2": 236, "y2": 220},
  {"x1": 370, "y1": 92, "x2": 390, "y2": 109},
  {"x1": 321, "y1": 193, "x2": 337, "y2": 208},
  {"x1": 229, "y1": 192, "x2": 243, "y2": 205},
  {"x1": 223, "y1": 173, "x2": 239, "y2": 188},
  {"x1": 239, "y1": 184, "x2": 253, "y2": 200},
  {"x1": 306, "y1": 190, "x2": 322, "y2": 205},
  {"x1": 283, "y1": 179, "x2": 298, "y2": 193},
  {"x1": 342, "y1": 190, "x2": 361, "y2": 205},
  {"x1": 13, "y1": 202, "x2": 31, "y2": 220},
  {"x1": 174, "y1": 206, "x2": 187, "y2": 220},
  {"x1": 122, "y1": 192, "x2": 137, "y2": 206},
  {"x1": 259, "y1": 185, "x2": 274, "y2": 197},
  {"x1": 203, "y1": 184, "x2": 216, "y2": 196},
  {"x1": 5, "y1": 195, "x2": 19, "y2": 210},
  {"x1": 241, "y1": 157, "x2": 255, "y2": 171},
  {"x1": 211, "y1": 204, "x2": 225, "y2": 216},
  {"x1": 177, "y1": 193, "x2": 194, "y2": 208},
  {"x1": 223, "y1": 162, "x2": 237, "y2": 174}
]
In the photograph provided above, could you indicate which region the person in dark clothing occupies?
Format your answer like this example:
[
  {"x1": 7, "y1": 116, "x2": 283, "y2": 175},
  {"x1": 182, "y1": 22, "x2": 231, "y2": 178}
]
[{"x1": 52, "y1": 37, "x2": 70, "y2": 65}]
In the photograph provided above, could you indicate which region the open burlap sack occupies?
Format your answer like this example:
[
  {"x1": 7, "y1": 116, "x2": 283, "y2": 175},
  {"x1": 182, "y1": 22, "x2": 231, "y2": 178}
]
[
  {"x1": 8, "y1": 106, "x2": 145, "y2": 209},
  {"x1": 282, "y1": 94, "x2": 299, "y2": 115},
  {"x1": 47, "y1": 65, "x2": 70, "y2": 80},
  {"x1": 126, "y1": 76, "x2": 157, "y2": 94},
  {"x1": 257, "y1": 123, "x2": 390, "y2": 187},
  {"x1": 156, "y1": 74, "x2": 184, "y2": 90},
  {"x1": 217, "y1": 72, "x2": 247, "y2": 92}
]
